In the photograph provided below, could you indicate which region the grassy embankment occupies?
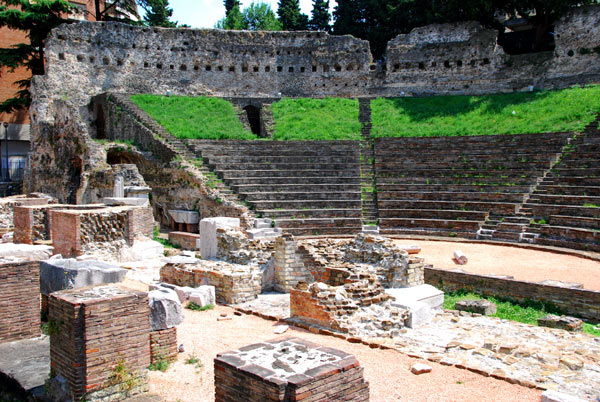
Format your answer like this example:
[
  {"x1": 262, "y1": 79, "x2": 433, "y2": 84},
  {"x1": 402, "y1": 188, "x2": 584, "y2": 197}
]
[
  {"x1": 371, "y1": 85, "x2": 600, "y2": 137},
  {"x1": 444, "y1": 291, "x2": 600, "y2": 337}
]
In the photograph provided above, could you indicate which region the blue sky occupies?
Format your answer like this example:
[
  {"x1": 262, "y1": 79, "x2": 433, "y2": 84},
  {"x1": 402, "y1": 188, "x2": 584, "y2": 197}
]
[{"x1": 167, "y1": 0, "x2": 337, "y2": 29}]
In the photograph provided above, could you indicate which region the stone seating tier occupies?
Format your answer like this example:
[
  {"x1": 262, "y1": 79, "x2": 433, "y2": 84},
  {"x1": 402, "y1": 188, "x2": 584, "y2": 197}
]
[{"x1": 190, "y1": 140, "x2": 363, "y2": 236}]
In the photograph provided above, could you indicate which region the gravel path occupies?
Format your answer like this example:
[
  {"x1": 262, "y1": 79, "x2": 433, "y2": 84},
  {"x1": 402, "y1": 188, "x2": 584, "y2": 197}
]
[
  {"x1": 394, "y1": 240, "x2": 600, "y2": 290},
  {"x1": 148, "y1": 306, "x2": 542, "y2": 402}
]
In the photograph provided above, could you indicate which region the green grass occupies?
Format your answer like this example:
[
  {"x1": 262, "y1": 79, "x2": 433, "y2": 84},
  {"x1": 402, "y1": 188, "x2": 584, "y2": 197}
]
[
  {"x1": 371, "y1": 85, "x2": 600, "y2": 138},
  {"x1": 148, "y1": 359, "x2": 170, "y2": 372},
  {"x1": 186, "y1": 302, "x2": 215, "y2": 311},
  {"x1": 443, "y1": 291, "x2": 600, "y2": 337},
  {"x1": 271, "y1": 98, "x2": 362, "y2": 140},
  {"x1": 131, "y1": 95, "x2": 257, "y2": 140}
]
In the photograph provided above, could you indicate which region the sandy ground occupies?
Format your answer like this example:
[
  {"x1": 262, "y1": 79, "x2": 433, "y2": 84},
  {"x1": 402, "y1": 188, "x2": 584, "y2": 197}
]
[
  {"x1": 148, "y1": 306, "x2": 542, "y2": 402},
  {"x1": 394, "y1": 240, "x2": 600, "y2": 290}
]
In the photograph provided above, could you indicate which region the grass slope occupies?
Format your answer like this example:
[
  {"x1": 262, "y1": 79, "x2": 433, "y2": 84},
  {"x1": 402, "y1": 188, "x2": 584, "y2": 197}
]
[
  {"x1": 443, "y1": 291, "x2": 600, "y2": 337},
  {"x1": 271, "y1": 98, "x2": 361, "y2": 140},
  {"x1": 131, "y1": 95, "x2": 257, "y2": 140},
  {"x1": 372, "y1": 85, "x2": 600, "y2": 138}
]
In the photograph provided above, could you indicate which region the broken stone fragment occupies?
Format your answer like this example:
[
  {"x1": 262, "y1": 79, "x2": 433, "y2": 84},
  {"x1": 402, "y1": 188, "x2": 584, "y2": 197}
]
[
  {"x1": 411, "y1": 363, "x2": 432, "y2": 375},
  {"x1": 454, "y1": 299, "x2": 497, "y2": 316},
  {"x1": 148, "y1": 287, "x2": 184, "y2": 331}
]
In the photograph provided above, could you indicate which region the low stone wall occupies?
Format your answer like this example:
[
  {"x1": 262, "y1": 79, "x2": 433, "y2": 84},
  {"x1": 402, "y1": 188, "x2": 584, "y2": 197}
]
[
  {"x1": 168, "y1": 231, "x2": 200, "y2": 250},
  {"x1": 160, "y1": 260, "x2": 261, "y2": 304},
  {"x1": 214, "y1": 337, "x2": 369, "y2": 402},
  {"x1": 0, "y1": 260, "x2": 40, "y2": 343},
  {"x1": 48, "y1": 285, "x2": 150, "y2": 401},
  {"x1": 150, "y1": 327, "x2": 178, "y2": 364},
  {"x1": 1, "y1": 195, "x2": 54, "y2": 231},
  {"x1": 425, "y1": 267, "x2": 600, "y2": 322},
  {"x1": 50, "y1": 205, "x2": 153, "y2": 257}
]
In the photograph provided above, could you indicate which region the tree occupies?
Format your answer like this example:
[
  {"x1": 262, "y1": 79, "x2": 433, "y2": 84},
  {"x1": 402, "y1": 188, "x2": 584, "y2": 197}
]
[
  {"x1": 277, "y1": 0, "x2": 308, "y2": 30},
  {"x1": 309, "y1": 0, "x2": 330, "y2": 31},
  {"x1": 498, "y1": 0, "x2": 594, "y2": 51},
  {"x1": 139, "y1": 0, "x2": 177, "y2": 27},
  {"x1": 0, "y1": 0, "x2": 72, "y2": 113},
  {"x1": 216, "y1": 1, "x2": 282, "y2": 31},
  {"x1": 244, "y1": 2, "x2": 282, "y2": 30},
  {"x1": 224, "y1": 0, "x2": 239, "y2": 15},
  {"x1": 91, "y1": 0, "x2": 139, "y2": 22}
]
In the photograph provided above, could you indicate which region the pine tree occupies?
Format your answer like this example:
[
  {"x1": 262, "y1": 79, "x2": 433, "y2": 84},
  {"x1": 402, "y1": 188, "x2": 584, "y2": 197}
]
[
  {"x1": 224, "y1": 0, "x2": 239, "y2": 15},
  {"x1": 309, "y1": 0, "x2": 330, "y2": 31},
  {"x1": 0, "y1": 0, "x2": 72, "y2": 113},
  {"x1": 277, "y1": 0, "x2": 308, "y2": 30},
  {"x1": 140, "y1": 0, "x2": 177, "y2": 27}
]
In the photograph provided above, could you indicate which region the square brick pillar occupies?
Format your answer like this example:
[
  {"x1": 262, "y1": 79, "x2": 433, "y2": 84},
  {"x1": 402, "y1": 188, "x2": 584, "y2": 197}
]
[
  {"x1": 48, "y1": 285, "x2": 151, "y2": 401},
  {"x1": 215, "y1": 337, "x2": 369, "y2": 401},
  {"x1": 0, "y1": 261, "x2": 40, "y2": 343}
]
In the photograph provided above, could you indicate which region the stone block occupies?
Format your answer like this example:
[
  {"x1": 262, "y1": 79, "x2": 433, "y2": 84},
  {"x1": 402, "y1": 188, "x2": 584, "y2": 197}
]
[
  {"x1": 103, "y1": 197, "x2": 149, "y2": 206},
  {"x1": 148, "y1": 288, "x2": 184, "y2": 331},
  {"x1": 188, "y1": 286, "x2": 216, "y2": 307},
  {"x1": 0, "y1": 243, "x2": 53, "y2": 261},
  {"x1": 541, "y1": 390, "x2": 588, "y2": 402},
  {"x1": 40, "y1": 258, "x2": 127, "y2": 296},
  {"x1": 538, "y1": 315, "x2": 583, "y2": 332},
  {"x1": 386, "y1": 284, "x2": 444, "y2": 310},
  {"x1": 455, "y1": 299, "x2": 497, "y2": 316},
  {"x1": 199, "y1": 217, "x2": 240, "y2": 259},
  {"x1": 169, "y1": 210, "x2": 200, "y2": 225},
  {"x1": 392, "y1": 299, "x2": 435, "y2": 328},
  {"x1": 168, "y1": 231, "x2": 200, "y2": 250}
]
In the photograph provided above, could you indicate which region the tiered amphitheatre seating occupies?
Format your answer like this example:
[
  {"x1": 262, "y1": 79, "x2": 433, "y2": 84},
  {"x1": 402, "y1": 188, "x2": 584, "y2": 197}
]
[
  {"x1": 375, "y1": 133, "x2": 571, "y2": 238},
  {"x1": 187, "y1": 140, "x2": 363, "y2": 235},
  {"x1": 525, "y1": 120, "x2": 600, "y2": 252}
]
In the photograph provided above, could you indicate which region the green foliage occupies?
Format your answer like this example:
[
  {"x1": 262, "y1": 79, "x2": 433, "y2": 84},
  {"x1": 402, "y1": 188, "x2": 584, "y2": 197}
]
[
  {"x1": 277, "y1": 0, "x2": 308, "y2": 30},
  {"x1": 187, "y1": 302, "x2": 215, "y2": 311},
  {"x1": 131, "y1": 95, "x2": 257, "y2": 140},
  {"x1": 443, "y1": 291, "x2": 600, "y2": 336},
  {"x1": 148, "y1": 358, "x2": 170, "y2": 371},
  {"x1": 224, "y1": 0, "x2": 239, "y2": 14},
  {"x1": 216, "y1": 1, "x2": 281, "y2": 30},
  {"x1": 309, "y1": 0, "x2": 330, "y2": 31},
  {"x1": 0, "y1": 0, "x2": 72, "y2": 113},
  {"x1": 140, "y1": 0, "x2": 177, "y2": 27},
  {"x1": 108, "y1": 360, "x2": 140, "y2": 392},
  {"x1": 271, "y1": 98, "x2": 362, "y2": 140},
  {"x1": 371, "y1": 85, "x2": 600, "y2": 138}
]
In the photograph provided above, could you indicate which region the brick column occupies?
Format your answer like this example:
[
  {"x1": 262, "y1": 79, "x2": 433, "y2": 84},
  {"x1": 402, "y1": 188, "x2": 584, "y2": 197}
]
[
  {"x1": 48, "y1": 285, "x2": 151, "y2": 401},
  {"x1": 273, "y1": 233, "x2": 312, "y2": 292},
  {"x1": 0, "y1": 261, "x2": 40, "y2": 342}
]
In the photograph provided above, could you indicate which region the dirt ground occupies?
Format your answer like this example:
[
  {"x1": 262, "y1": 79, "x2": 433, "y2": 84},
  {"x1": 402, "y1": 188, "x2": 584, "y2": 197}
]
[
  {"x1": 148, "y1": 306, "x2": 542, "y2": 402},
  {"x1": 394, "y1": 240, "x2": 600, "y2": 290}
]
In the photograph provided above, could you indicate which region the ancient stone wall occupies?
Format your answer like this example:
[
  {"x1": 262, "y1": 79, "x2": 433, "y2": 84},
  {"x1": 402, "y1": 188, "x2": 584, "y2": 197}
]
[
  {"x1": 0, "y1": 260, "x2": 40, "y2": 343},
  {"x1": 28, "y1": 6, "x2": 600, "y2": 201},
  {"x1": 425, "y1": 266, "x2": 600, "y2": 322},
  {"x1": 150, "y1": 327, "x2": 178, "y2": 364}
]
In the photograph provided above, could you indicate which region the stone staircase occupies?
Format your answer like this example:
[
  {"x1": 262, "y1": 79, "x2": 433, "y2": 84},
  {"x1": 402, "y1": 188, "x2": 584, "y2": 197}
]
[
  {"x1": 375, "y1": 132, "x2": 571, "y2": 239},
  {"x1": 186, "y1": 140, "x2": 363, "y2": 236},
  {"x1": 521, "y1": 116, "x2": 600, "y2": 252},
  {"x1": 358, "y1": 98, "x2": 379, "y2": 227}
]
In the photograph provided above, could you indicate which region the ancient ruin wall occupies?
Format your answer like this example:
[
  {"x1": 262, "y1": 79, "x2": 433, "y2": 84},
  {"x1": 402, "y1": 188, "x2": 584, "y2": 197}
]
[{"x1": 29, "y1": 7, "x2": 600, "y2": 200}]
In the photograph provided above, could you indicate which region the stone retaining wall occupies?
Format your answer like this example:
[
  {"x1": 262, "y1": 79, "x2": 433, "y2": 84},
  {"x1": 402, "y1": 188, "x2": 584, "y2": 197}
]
[
  {"x1": 425, "y1": 267, "x2": 600, "y2": 322},
  {"x1": 160, "y1": 260, "x2": 261, "y2": 304},
  {"x1": 0, "y1": 261, "x2": 40, "y2": 343},
  {"x1": 48, "y1": 285, "x2": 150, "y2": 401}
]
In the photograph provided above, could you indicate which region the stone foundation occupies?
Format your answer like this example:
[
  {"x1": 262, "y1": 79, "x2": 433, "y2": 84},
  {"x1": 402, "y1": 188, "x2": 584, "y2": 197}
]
[
  {"x1": 50, "y1": 205, "x2": 153, "y2": 257},
  {"x1": 48, "y1": 285, "x2": 150, "y2": 401},
  {"x1": 0, "y1": 260, "x2": 40, "y2": 343},
  {"x1": 168, "y1": 231, "x2": 200, "y2": 250},
  {"x1": 274, "y1": 233, "x2": 312, "y2": 292},
  {"x1": 214, "y1": 337, "x2": 369, "y2": 402},
  {"x1": 150, "y1": 327, "x2": 178, "y2": 364},
  {"x1": 160, "y1": 259, "x2": 261, "y2": 304}
]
